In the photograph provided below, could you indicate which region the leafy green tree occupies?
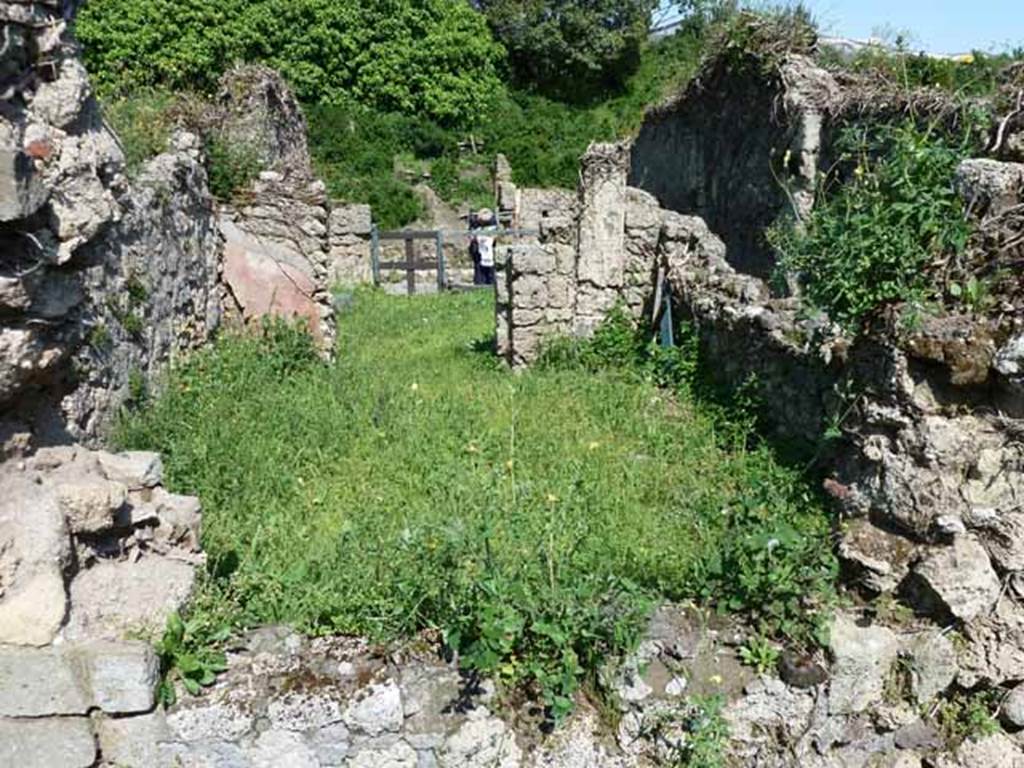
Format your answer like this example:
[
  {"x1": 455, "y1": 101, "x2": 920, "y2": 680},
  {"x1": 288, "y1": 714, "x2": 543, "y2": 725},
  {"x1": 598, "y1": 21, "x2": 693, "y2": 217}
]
[
  {"x1": 76, "y1": 0, "x2": 505, "y2": 127},
  {"x1": 475, "y1": 0, "x2": 659, "y2": 100}
]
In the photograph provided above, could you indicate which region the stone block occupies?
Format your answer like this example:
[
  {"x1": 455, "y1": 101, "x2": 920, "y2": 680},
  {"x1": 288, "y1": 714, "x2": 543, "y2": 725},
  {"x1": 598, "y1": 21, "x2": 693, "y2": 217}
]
[
  {"x1": 903, "y1": 632, "x2": 957, "y2": 704},
  {"x1": 0, "y1": 148, "x2": 46, "y2": 223},
  {"x1": 511, "y1": 274, "x2": 548, "y2": 311},
  {"x1": 247, "y1": 728, "x2": 320, "y2": 768},
  {"x1": 828, "y1": 613, "x2": 900, "y2": 715},
  {"x1": 330, "y1": 204, "x2": 373, "y2": 237},
  {"x1": 84, "y1": 640, "x2": 160, "y2": 714},
  {"x1": 0, "y1": 646, "x2": 90, "y2": 716},
  {"x1": 0, "y1": 716, "x2": 96, "y2": 768},
  {"x1": 344, "y1": 681, "x2": 404, "y2": 736},
  {"x1": 955, "y1": 158, "x2": 1024, "y2": 217},
  {"x1": 98, "y1": 709, "x2": 172, "y2": 767},
  {"x1": 509, "y1": 244, "x2": 554, "y2": 276},
  {"x1": 914, "y1": 536, "x2": 1001, "y2": 622},
  {"x1": 96, "y1": 450, "x2": 164, "y2": 489},
  {"x1": 57, "y1": 476, "x2": 129, "y2": 533},
  {"x1": 65, "y1": 556, "x2": 196, "y2": 641}
]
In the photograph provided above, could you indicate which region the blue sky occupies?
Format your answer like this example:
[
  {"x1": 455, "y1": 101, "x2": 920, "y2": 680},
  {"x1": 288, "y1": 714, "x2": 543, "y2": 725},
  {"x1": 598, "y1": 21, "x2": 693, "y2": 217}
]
[
  {"x1": 803, "y1": 0, "x2": 1023, "y2": 53},
  {"x1": 656, "y1": 1, "x2": 1023, "y2": 54}
]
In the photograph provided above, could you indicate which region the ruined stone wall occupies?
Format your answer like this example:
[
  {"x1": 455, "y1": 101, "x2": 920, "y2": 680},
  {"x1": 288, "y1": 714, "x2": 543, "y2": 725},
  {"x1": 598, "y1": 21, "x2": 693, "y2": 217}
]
[
  {"x1": 629, "y1": 54, "x2": 835, "y2": 279},
  {"x1": 1, "y1": 0, "x2": 221, "y2": 446},
  {"x1": 214, "y1": 66, "x2": 373, "y2": 353},
  {"x1": 495, "y1": 146, "x2": 663, "y2": 368},
  {"x1": 499, "y1": 118, "x2": 1024, "y2": 757},
  {"x1": 329, "y1": 202, "x2": 372, "y2": 285}
]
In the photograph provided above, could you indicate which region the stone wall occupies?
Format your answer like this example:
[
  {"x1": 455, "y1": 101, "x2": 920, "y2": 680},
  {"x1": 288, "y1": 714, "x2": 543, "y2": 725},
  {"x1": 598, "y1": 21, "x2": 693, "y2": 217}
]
[
  {"x1": 629, "y1": 54, "x2": 835, "y2": 279},
  {"x1": 495, "y1": 146, "x2": 663, "y2": 368},
  {"x1": 0, "y1": 445, "x2": 204, "y2": 768},
  {"x1": 214, "y1": 66, "x2": 373, "y2": 353},
  {"x1": 498, "y1": 114, "x2": 1024, "y2": 761},
  {"x1": 1, "y1": 0, "x2": 221, "y2": 445}
]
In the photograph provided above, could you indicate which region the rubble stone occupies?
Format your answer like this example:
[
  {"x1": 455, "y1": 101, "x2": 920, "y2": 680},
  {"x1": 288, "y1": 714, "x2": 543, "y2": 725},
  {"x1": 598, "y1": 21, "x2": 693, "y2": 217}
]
[
  {"x1": 915, "y1": 536, "x2": 1001, "y2": 622},
  {"x1": 828, "y1": 614, "x2": 900, "y2": 715}
]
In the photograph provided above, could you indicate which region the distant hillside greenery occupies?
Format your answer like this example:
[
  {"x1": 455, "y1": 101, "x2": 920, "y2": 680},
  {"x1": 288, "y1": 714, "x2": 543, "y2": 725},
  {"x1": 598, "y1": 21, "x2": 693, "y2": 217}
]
[
  {"x1": 76, "y1": 0, "x2": 504, "y2": 127},
  {"x1": 76, "y1": 0, "x2": 716, "y2": 227}
]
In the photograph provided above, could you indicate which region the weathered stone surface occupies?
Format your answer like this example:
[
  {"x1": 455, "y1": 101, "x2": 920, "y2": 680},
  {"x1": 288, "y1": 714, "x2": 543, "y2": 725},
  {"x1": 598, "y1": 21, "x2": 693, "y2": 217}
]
[
  {"x1": 956, "y1": 158, "x2": 1024, "y2": 217},
  {"x1": 915, "y1": 536, "x2": 1001, "y2": 622},
  {"x1": 1003, "y1": 684, "x2": 1024, "y2": 728},
  {"x1": 349, "y1": 739, "x2": 419, "y2": 768},
  {"x1": 0, "y1": 465, "x2": 71, "y2": 646},
  {"x1": 167, "y1": 695, "x2": 256, "y2": 743},
  {"x1": 0, "y1": 146, "x2": 47, "y2": 223},
  {"x1": 904, "y1": 631, "x2": 957, "y2": 704},
  {"x1": 958, "y1": 600, "x2": 1024, "y2": 687},
  {"x1": 932, "y1": 732, "x2": 1024, "y2": 767},
  {"x1": 57, "y1": 476, "x2": 129, "y2": 533},
  {"x1": 308, "y1": 721, "x2": 351, "y2": 764},
  {"x1": 0, "y1": 716, "x2": 96, "y2": 768},
  {"x1": 839, "y1": 518, "x2": 917, "y2": 593},
  {"x1": 0, "y1": 641, "x2": 158, "y2": 717},
  {"x1": 85, "y1": 640, "x2": 160, "y2": 713},
  {"x1": 96, "y1": 450, "x2": 164, "y2": 490},
  {"x1": 576, "y1": 143, "x2": 629, "y2": 294},
  {"x1": 247, "y1": 728, "x2": 320, "y2": 768},
  {"x1": 438, "y1": 712, "x2": 523, "y2": 768},
  {"x1": 216, "y1": 64, "x2": 314, "y2": 179},
  {"x1": 0, "y1": 645, "x2": 90, "y2": 716},
  {"x1": 344, "y1": 680, "x2": 404, "y2": 736},
  {"x1": 828, "y1": 614, "x2": 900, "y2": 715},
  {"x1": 65, "y1": 556, "x2": 196, "y2": 641},
  {"x1": 98, "y1": 709, "x2": 172, "y2": 767},
  {"x1": 267, "y1": 690, "x2": 345, "y2": 732},
  {"x1": 724, "y1": 676, "x2": 816, "y2": 760}
]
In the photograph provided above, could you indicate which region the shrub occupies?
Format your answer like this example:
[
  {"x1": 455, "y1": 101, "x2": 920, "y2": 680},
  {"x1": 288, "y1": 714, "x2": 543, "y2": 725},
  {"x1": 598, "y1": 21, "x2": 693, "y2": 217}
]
[
  {"x1": 76, "y1": 0, "x2": 505, "y2": 128},
  {"x1": 770, "y1": 119, "x2": 977, "y2": 330},
  {"x1": 204, "y1": 135, "x2": 262, "y2": 201},
  {"x1": 478, "y1": 0, "x2": 658, "y2": 101}
]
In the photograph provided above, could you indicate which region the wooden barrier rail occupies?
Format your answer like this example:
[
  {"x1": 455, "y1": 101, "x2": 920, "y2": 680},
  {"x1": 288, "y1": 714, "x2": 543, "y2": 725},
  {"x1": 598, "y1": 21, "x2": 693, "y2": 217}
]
[{"x1": 370, "y1": 227, "x2": 538, "y2": 295}]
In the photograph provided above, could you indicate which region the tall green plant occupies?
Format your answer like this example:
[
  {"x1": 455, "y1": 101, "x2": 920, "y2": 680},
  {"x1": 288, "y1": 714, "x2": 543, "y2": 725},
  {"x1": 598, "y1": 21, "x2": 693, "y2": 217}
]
[{"x1": 770, "y1": 119, "x2": 976, "y2": 329}]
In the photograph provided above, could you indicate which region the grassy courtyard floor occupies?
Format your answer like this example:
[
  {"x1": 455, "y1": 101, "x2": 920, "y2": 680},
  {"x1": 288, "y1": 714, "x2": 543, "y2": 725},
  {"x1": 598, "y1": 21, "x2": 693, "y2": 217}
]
[{"x1": 117, "y1": 289, "x2": 835, "y2": 714}]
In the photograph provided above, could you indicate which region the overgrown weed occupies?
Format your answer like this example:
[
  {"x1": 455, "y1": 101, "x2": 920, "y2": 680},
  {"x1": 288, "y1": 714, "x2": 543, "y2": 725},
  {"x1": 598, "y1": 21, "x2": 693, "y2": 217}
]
[{"x1": 119, "y1": 290, "x2": 834, "y2": 719}]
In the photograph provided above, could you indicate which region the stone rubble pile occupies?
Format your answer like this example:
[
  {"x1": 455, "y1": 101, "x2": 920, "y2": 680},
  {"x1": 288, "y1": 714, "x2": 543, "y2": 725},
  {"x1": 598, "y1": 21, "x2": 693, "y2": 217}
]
[
  {"x1": 603, "y1": 606, "x2": 1024, "y2": 767},
  {"x1": 0, "y1": 445, "x2": 203, "y2": 768}
]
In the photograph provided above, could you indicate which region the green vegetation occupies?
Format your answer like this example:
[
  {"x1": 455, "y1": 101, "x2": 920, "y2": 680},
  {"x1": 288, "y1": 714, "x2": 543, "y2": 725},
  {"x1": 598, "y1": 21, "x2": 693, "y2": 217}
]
[
  {"x1": 102, "y1": 90, "x2": 177, "y2": 173},
  {"x1": 675, "y1": 695, "x2": 730, "y2": 767},
  {"x1": 304, "y1": 22, "x2": 710, "y2": 226},
  {"x1": 76, "y1": 0, "x2": 503, "y2": 128},
  {"x1": 204, "y1": 135, "x2": 262, "y2": 202},
  {"x1": 936, "y1": 690, "x2": 1002, "y2": 746},
  {"x1": 770, "y1": 118, "x2": 980, "y2": 330},
  {"x1": 117, "y1": 291, "x2": 835, "y2": 719},
  {"x1": 820, "y1": 44, "x2": 1024, "y2": 97},
  {"x1": 154, "y1": 612, "x2": 228, "y2": 706},
  {"x1": 478, "y1": 0, "x2": 658, "y2": 100}
]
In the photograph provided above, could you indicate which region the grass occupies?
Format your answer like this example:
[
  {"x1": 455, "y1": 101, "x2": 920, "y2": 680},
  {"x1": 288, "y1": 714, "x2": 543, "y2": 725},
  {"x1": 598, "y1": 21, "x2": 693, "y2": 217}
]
[{"x1": 117, "y1": 290, "x2": 835, "y2": 718}]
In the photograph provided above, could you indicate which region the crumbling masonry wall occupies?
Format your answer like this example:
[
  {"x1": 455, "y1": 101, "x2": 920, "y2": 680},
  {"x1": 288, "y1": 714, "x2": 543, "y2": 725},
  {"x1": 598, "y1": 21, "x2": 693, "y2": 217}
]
[
  {"x1": 1, "y1": 5, "x2": 213, "y2": 765},
  {"x1": 629, "y1": 54, "x2": 836, "y2": 279},
  {"x1": 497, "y1": 61, "x2": 1024, "y2": 749},
  {"x1": 1, "y1": 0, "x2": 221, "y2": 445}
]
